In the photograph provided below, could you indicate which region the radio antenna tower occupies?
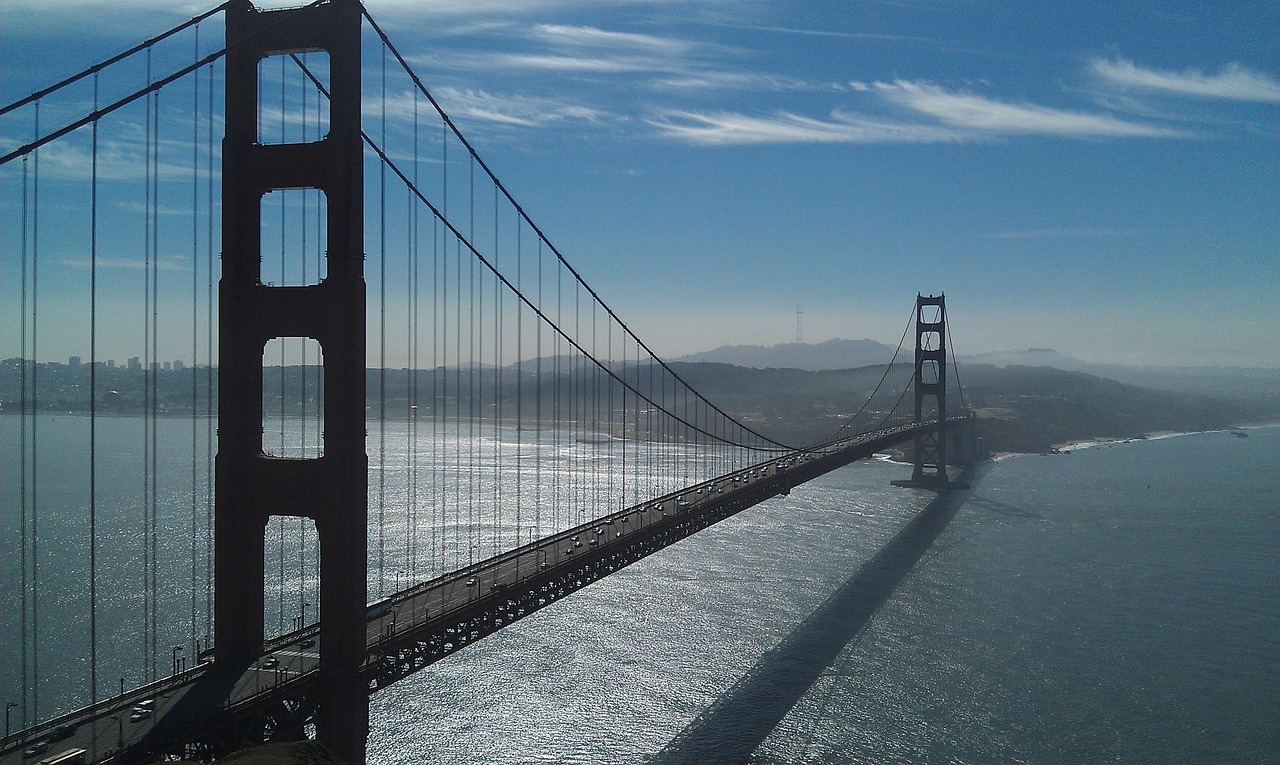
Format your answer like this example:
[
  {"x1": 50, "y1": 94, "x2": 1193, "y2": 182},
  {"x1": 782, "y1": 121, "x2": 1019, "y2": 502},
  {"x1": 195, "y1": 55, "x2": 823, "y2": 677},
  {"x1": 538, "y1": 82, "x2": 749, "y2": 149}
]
[{"x1": 795, "y1": 303, "x2": 804, "y2": 343}]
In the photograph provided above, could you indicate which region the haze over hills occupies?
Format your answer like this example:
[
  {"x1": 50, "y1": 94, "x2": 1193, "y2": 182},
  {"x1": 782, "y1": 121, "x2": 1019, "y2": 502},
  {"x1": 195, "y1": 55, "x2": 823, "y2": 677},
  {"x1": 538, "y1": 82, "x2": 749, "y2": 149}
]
[
  {"x1": 674, "y1": 338, "x2": 898, "y2": 370},
  {"x1": 5, "y1": 339, "x2": 1276, "y2": 454},
  {"x1": 675, "y1": 340, "x2": 1280, "y2": 396},
  {"x1": 659, "y1": 360, "x2": 1279, "y2": 454},
  {"x1": 667, "y1": 340, "x2": 1280, "y2": 451}
]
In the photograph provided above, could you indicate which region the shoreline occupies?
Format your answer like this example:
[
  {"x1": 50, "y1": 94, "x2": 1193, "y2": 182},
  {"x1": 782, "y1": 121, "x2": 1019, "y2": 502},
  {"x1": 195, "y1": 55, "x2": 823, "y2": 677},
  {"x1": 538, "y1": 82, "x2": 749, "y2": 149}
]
[{"x1": 992, "y1": 421, "x2": 1279, "y2": 461}]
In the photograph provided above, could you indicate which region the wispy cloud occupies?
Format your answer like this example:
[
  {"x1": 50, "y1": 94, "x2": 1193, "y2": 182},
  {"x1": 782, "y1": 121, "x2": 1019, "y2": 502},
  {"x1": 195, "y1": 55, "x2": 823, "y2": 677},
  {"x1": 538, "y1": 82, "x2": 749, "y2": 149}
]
[
  {"x1": 983, "y1": 227, "x2": 1147, "y2": 240},
  {"x1": 57, "y1": 254, "x2": 190, "y2": 271},
  {"x1": 422, "y1": 23, "x2": 724, "y2": 78},
  {"x1": 645, "y1": 109, "x2": 962, "y2": 146},
  {"x1": 361, "y1": 0, "x2": 693, "y2": 17},
  {"x1": 646, "y1": 79, "x2": 1190, "y2": 146},
  {"x1": 875, "y1": 79, "x2": 1185, "y2": 138},
  {"x1": 702, "y1": 21, "x2": 937, "y2": 45},
  {"x1": 531, "y1": 24, "x2": 694, "y2": 56},
  {"x1": 468, "y1": 52, "x2": 662, "y2": 74},
  {"x1": 1092, "y1": 58, "x2": 1280, "y2": 102},
  {"x1": 652, "y1": 71, "x2": 845, "y2": 93},
  {"x1": 428, "y1": 86, "x2": 610, "y2": 129},
  {"x1": 8, "y1": 136, "x2": 216, "y2": 183}
]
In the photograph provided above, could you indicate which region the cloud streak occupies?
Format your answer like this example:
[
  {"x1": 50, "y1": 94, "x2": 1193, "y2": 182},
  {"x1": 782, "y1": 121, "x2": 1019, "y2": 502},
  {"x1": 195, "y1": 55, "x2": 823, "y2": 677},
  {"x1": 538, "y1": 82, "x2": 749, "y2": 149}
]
[
  {"x1": 57, "y1": 254, "x2": 190, "y2": 271},
  {"x1": 531, "y1": 24, "x2": 695, "y2": 56},
  {"x1": 875, "y1": 80, "x2": 1184, "y2": 138},
  {"x1": 418, "y1": 86, "x2": 610, "y2": 129},
  {"x1": 645, "y1": 109, "x2": 963, "y2": 146},
  {"x1": 646, "y1": 79, "x2": 1184, "y2": 146},
  {"x1": 1092, "y1": 58, "x2": 1280, "y2": 102},
  {"x1": 984, "y1": 227, "x2": 1147, "y2": 240}
]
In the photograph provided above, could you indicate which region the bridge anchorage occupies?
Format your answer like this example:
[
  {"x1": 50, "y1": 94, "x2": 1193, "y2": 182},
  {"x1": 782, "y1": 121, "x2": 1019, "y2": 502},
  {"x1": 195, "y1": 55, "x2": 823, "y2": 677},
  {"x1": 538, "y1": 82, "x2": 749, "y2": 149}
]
[{"x1": 0, "y1": 0, "x2": 980, "y2": 762}]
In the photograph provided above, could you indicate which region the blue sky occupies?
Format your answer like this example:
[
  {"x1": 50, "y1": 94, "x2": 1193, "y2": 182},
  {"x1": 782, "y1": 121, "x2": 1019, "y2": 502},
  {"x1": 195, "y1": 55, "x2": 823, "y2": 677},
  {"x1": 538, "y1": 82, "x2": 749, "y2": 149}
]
[{"x1": 2, "y1": 0, "x2": 1277, "y2": 367}]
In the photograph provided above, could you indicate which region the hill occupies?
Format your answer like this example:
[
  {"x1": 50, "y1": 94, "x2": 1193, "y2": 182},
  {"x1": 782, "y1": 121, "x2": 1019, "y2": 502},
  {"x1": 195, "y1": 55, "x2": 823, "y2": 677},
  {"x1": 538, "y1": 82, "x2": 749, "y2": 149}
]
[
  {"x1": 674, "y1": 338, "x2": 896, "y2": 370},
  {"x1": 664, "y1": 361, "x2": 1279, "y2": 454},
  {"x1": 4, "y1": 356, "x2": 1274, "y2": 456}
]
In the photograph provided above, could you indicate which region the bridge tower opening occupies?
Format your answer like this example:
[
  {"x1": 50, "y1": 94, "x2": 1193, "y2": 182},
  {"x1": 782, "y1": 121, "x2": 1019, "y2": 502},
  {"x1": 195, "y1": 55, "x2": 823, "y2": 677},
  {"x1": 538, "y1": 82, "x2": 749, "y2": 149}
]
[{"x1": 216, "y1": 1, "x2": 367, "y2": 762}]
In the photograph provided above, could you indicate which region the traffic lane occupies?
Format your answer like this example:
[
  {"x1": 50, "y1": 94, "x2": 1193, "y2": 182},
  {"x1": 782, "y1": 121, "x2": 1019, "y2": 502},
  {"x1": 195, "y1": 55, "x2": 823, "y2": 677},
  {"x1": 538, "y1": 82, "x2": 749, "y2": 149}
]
[
  {"x1": 360, "y1": 486, "x2": 759, "y2": 647},
  {"x1": 2, "y1": 682, "x2": 198, "y2": 765}
]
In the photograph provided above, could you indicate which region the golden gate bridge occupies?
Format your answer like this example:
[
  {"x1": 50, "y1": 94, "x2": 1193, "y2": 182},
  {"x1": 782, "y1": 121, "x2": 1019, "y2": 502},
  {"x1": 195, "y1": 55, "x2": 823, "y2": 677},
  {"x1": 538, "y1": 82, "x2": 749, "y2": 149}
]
[{"x1": 0, "y1": 2, "x2": 977, "y2": 762}]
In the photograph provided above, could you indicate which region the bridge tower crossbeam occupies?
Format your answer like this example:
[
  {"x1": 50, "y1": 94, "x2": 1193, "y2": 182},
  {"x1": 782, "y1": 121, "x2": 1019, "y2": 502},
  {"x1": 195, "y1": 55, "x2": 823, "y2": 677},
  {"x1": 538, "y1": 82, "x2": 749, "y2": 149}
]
[{"x1": 216, "y1": 1, "x2": 368, "y2": 762}]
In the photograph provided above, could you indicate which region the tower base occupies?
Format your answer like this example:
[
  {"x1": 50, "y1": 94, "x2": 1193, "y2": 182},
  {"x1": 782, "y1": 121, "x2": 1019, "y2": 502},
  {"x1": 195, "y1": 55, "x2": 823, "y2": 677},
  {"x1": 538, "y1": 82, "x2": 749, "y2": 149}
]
[{"x1": 891, "y1": 476, "x2": 969, "y2": 491}]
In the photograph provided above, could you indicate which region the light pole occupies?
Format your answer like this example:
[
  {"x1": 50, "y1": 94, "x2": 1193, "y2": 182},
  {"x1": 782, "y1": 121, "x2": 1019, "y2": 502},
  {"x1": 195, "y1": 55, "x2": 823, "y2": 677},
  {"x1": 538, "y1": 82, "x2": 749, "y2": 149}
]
[
  {"x1": 108, "y1": 714, "x2": 124, "y2": 749},
  {"x1": 5, "y1": 701, "x2": 16, "y2": 738},
  {"x1": 171, "y1": 645, "x2": 184, "y2": 676}
]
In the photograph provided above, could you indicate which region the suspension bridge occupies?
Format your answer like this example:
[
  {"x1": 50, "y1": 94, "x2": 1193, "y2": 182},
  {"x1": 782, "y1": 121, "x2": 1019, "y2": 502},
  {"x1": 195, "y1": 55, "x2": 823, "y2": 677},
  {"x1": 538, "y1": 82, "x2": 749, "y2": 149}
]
[{"x1": 0, "y1": 2, "x2": 978, "y2": 763}]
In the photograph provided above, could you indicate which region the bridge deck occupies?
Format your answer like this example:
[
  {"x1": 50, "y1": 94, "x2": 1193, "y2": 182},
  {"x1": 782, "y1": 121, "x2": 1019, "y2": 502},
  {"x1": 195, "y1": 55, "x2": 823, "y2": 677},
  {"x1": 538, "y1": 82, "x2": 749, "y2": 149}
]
[{"x1": 0, "y1": 420, "x2": 950, "y2": 764}]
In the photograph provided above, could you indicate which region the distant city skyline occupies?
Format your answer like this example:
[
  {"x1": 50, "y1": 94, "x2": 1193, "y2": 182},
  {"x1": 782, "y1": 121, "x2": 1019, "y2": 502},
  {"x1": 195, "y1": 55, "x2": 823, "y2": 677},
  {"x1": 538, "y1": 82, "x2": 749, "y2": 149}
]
[{"x1": 1, "y1": 0, "x2": 1276, "y2": 368}]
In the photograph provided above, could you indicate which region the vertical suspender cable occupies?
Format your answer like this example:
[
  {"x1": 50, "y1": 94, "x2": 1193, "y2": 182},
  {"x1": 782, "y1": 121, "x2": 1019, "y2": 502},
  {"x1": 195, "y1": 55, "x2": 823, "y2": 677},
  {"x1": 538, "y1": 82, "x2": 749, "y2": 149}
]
[
  {"x1": 277, "y1": 54, "x2": 287, "y2": 634},
  {"x1": 409, "y1": 85, "x2": 420, "y2": 585},
  {"x1": 204, "y1": 59, "x2": 215, "y2": 647},
  {"x1": 553, "y1": 258, "x2": 561, "y2": 534},
  {"x1": 535, "y1": 238, "x2": 542, "y2": 542},
  {"x1": 142, "y1": 52, "x2": 153, "y2": 681},
  {"x1": 435, "y1": 125, "x2": 445, "y2": 572},
  {"x1": 493, "y1": 186, "x2": 500, "y2": 558},
  {"x1": 20, "y1": 133, "x2": 30, "y2": 726},
  {"x1": 298, "y1": 53, "x2": 309, "y2": 623},
  {"x1": 591, "y1": 301, "x2": 599, "y2": 517},
  {"x1": 311, "y1": 63, "x2": 324, "y2": 619},
  {"x1": 609, "y1": 319, "x2": 616, "y2": 508},
  {"x1": 455, "y1": 209, "x2": 463, "y2": 569},
  {"x1": 31, "y1": 100, "x2": 42, "y2": 720},
  {"x1": 516, "y1": 218, "x2": 523, "y2": 554},
  {"x1": 467, "y1": 158, "x2": 476, "y2": 566},
  {"x1": 573, "y1": 281, "x2": 581, "y2": 526},
  {"x1": 90, "y1": 71, "x2": 100, "y2": 705},
  {"x1": 378, "y1": 42, "x2": 388, "y2": 599},
  {"x1": 150, "y1": 68, "x2": 162, "y2": 680},
  {"x1": 189, "y1": 26, "x2": 200, "y2": 661}
]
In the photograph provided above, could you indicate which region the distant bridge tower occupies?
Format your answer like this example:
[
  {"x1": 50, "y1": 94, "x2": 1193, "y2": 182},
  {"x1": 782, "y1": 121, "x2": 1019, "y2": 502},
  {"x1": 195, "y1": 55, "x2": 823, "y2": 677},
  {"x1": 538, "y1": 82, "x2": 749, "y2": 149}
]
[
  {"x1": 894, "y1": 293, "x2": 953, "y2": 488},
  {"x1": 216, "y1": 1, "x2": 367, "y2": 762}
]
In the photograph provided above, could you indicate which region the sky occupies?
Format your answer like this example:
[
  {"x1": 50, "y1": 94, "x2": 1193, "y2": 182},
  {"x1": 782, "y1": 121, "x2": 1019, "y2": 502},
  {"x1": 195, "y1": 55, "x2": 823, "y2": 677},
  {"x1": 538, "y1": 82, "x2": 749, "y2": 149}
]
[{"x1": 1, "y1": 0, "x2": 1277, "y2": 368}]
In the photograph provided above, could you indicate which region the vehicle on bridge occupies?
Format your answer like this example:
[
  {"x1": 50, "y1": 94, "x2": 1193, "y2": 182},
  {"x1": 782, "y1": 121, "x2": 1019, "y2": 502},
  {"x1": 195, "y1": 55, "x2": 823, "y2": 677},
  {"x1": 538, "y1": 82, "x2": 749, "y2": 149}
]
[{"x1": 36, "y1": 749, "x2": 86, "y2": 765}]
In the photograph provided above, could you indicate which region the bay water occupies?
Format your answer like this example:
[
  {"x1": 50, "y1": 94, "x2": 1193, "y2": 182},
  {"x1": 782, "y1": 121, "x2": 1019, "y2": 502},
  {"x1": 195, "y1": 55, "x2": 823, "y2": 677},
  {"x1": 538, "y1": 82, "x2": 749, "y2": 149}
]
[
  {"x1": 367, "y1": 427, "x2": 1280, "y2": 764},
  {"x1": 3, "y1": 419, "x2": 1276, "y2": 763}
]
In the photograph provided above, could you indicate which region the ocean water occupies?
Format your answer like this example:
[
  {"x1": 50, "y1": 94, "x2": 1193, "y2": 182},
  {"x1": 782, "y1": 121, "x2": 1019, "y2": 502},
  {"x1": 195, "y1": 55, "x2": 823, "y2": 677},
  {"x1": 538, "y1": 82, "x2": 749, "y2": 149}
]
[
  {"x1": 3, "y1": 420, "x2": 1277, "y2": 763},
  {"x1": 366, "y1": 427, "x2": 1280, "y2": 765}
]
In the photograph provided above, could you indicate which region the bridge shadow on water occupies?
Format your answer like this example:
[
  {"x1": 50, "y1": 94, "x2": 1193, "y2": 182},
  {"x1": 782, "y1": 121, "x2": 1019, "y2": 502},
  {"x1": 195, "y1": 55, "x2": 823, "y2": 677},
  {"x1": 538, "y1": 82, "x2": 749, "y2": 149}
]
[{"x1": 650, "y1": 463, "x2": 988, "y2": 765}]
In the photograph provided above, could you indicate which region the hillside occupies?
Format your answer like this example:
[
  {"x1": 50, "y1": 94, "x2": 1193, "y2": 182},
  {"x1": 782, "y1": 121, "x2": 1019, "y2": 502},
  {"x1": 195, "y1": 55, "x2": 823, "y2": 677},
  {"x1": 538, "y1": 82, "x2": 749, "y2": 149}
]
[
  {"x1": 3, "y1": 357, "x2": 1274, "y2": 455},
  {"x1": 665, "y1": 361, "x2": 1279, "y2": 454},
  {"x1": 674, "y1": 338, "x2": 896, "y2": 370}
]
